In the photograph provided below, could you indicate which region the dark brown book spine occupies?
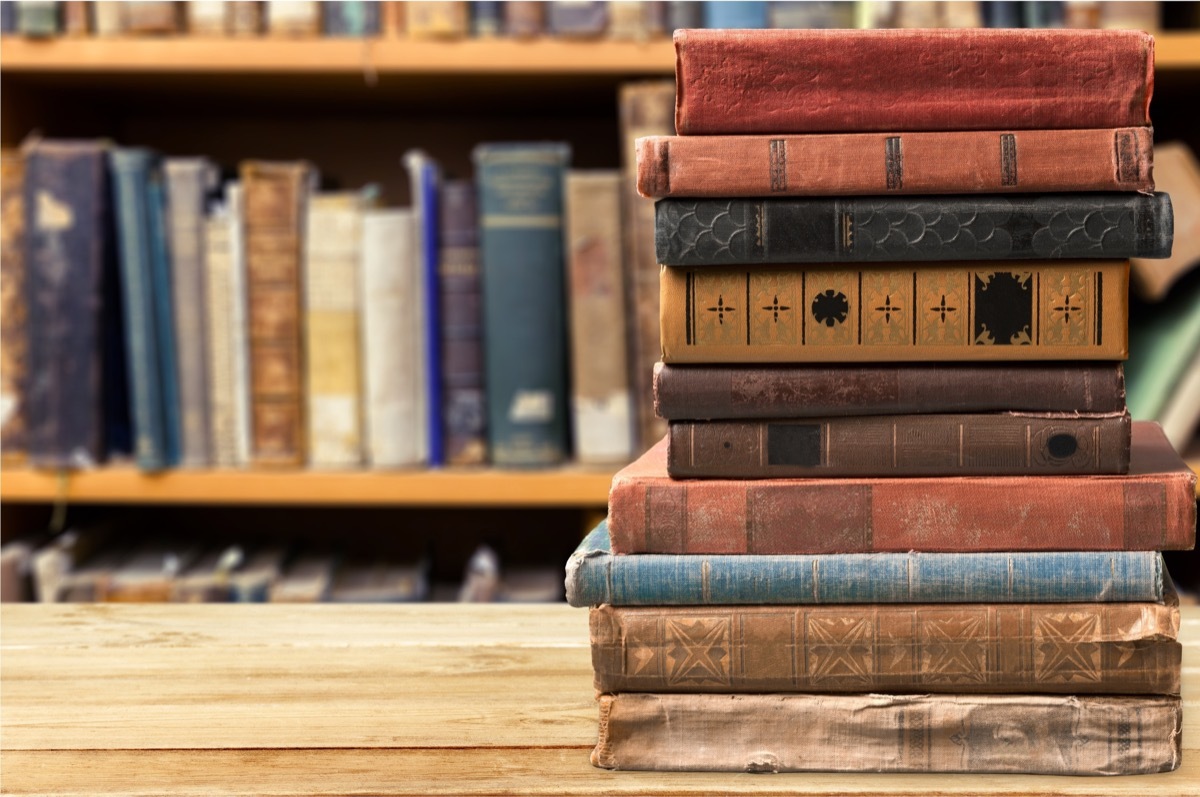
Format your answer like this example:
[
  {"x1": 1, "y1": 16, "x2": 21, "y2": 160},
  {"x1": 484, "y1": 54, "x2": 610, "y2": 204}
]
[
  {"x1": 653, "y1": 362, "x2": 1127, "y2": 419},
  {"x1": 609, "y1": 422, "x2": 1196, "y2": 553},
  {"x1": 1, "y1": 150, "x2": 28, "y2": 462},
  {"x1": 590, "y1": 597, "x2": 1182, "y2": 695},
  {"x1": 667, "y1": 413, "x2": 1131, "y2": 478},
  {"x1": 242, "y1": 161, "x2": 311, "y2": 467}
]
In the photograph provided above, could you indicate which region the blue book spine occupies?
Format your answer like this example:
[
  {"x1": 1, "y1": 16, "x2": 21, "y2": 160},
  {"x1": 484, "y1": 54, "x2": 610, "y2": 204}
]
[
  {"x1": 406, "y1": 151, "x2": 444, "y2": 467},
  {"x1": 147, "y1": 175, "x2": 182, "y2": 466},
  {"x1": 982, "y1": 1, "x2": 1023, "y2": 27},
  {"x1": 109, "y1": 149, "x2": 169, "y2": 472},
  {"x1": 1022, "y1": 1, "x2": 1065, "y2": 27},
  {"x1": 471, "y1": 1, "x2": 502, "y2": 35},
  {"x1": 565, "y1": 523, "x2": 1166, "y2": 607},
  {"x1": 703, "y1": 1, "x2": 767, "y2": 28},
  {"x1": 24, "y1": 141, "x2": 109, "y2": 468},
  {"x1": 323, "y1": 1, "x2": 374, "y2": 35},
  {"x1": 1, "y1": 1, "x2": 17, "y2": 33},
  {"x1": 474, "y1": 142, "x2": 571, "y2": 467}
]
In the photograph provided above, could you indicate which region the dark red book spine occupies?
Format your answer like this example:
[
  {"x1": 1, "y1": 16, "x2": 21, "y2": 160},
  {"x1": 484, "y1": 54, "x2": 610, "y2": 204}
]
[{"x1": 674, "y1": 29, "x2": 1154, "y2": 134}]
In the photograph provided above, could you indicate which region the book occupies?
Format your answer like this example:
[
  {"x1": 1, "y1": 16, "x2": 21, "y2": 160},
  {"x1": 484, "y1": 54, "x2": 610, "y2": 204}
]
[
  {"x1": 1158, "y1": 346, "x2": 1200, "y2": 451},
  {"x1": 666, "y1": 412, "x2": 1131, "y2": 478},
  {"x1": 1099, "y1": 1, "x2": 1160, "y2": 30},
  {"x1": 92, "y1": 1, "x2": 123, "y2": 34},
  {"x1": 172, "y1": 544, "x2": 243, "y2": 602},
  {"x1": 229, "y1": 544, "x2": 287, "y2": 602},
  {"x1": 328, "y1": 554, "x2": 428, "y2": 602},
  {"x1": 660, "y1": 261, "x2": 1129, "y2": 364},
  {"x1": 607, "y1": 2, "x2": 662, "y2": 41},
  {"x1": 99, "y1": 536, "x2": 203, "y2": 602},
  {"x1": 61, "y1": 0, "x2": 88, "y2": 34},
  {"x1": 110, "y1": 148, "x2": 175, "y2": 471},
  {"x1": 32, "y1": 525, "x2": 120, "y2": 602},
  {"x1": 405, "y1": 150, "x2": 441, "y2": 466},
  {"x1": 165, "y1": 157, "x2": 218, "y2": 468},
  {"x1": 652, "y1": 362, "x2": 1128, "y2": 419},
  {"x1": 439, "y1": 179, "x2": 486, "y2": 465},
  {"x1": 768, "y1": 1, "x2": 857, "y2": 27},
  {"x1": 607, "y1": 423, "x2": 1196, "y2": 555},
  {"x1": 1, "y1": 150, "x2": 28, "y2": 461},
  {"x1": 564, "y1": 171, "x2": 634, "y2": 464},
  {"x1": 304, "y1": 191, "x2": 370, "y2": 467},
  {"x1": 360, "y1": 209, "x2": 424, "y2": 466},
  {"x1": 145, "y1": 167, "x2": 181, "y2": 465},
  {"x1": 655, "y1": 194, "x2": 1173, "y2": 266},
  {"x1": 121, "y1": 1, "x2": 180, "y2": 33},
  {"x1": 25, "y1": 140, "x2": 116, "y2": 468},
  {"x1": 636, "y1": 128, "x2": 1155, "y2": 198},
  {"x1": 566, "y1": 521, "x2": 1170, "y2": 607},
  {"x1": 0, "y1": 1, "x2": 15, "y2": 33},
  {"x1": 187, "y1": 1, "x2": 230, "y2": 35},
  {"x1": 474, "y1": 143, "x2": 571, "y2": 467},
  {"x1": 982, "y1": 0, "x2": 1024, "y2": 27},
  {"x1": 591, "y1": 693, "x2": 1181, "y2": 775},
  {"x1": 502, "y1": 1, "x2": 543, "y2": 36},
  {"x1": 265, "y1": 0, "x2": 319, "y2": 35},
  {"x1": 703, "y1": 1, "x2": 767, "y2": 27},
  {"x1": 546, "y1": 1, "x2": 607, "y2": 37},
  {"x1": 321, "y1": 1, "x2": 379, "y2": 36},
  {"x1": 663, "y1": 1, "x2": 701, "y2": 31},
  {"x1": 1023, "y1": 0, "x2": 1066, "y2": 27},
  {"x1": 228, "y1": 0, "x2": 262, "y2": 34},
  {"x1": 590, "y1": 588, "x2": 1182, "y2": 694},
  {"x1": 16, "y1": 0, "x2": 57, "y2": 36},
  {"x1": 619, "y1": 81, "x2": 674, "y2": 452},
  {"x1": 269, "y1": 549, "x2": 336, "y2": 602},
  {"x1": 674, "y1": 29, "x2": 1154, "y2": 135},
  {"x1": 1126, "y1": 270, "x2": 1200, "y2": 421},
  {"x1": 470, "y1": 1, "x2": 502, "y2": 35},
  {"x1": 404, "y1": 1, "x2": 468, "y2": 37},
  {"x1": 242, "y1": 160, "x2": 312, "y2": 467},
  {"x1": 1131, "y1": 143, "x2": 1200, "y2": 300}
]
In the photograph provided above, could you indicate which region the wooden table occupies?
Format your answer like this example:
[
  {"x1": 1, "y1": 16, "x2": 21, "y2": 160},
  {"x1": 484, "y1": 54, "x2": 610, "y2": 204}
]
[{"x1": 2, "y1": 604, "x2": 1198, "y2": 796}]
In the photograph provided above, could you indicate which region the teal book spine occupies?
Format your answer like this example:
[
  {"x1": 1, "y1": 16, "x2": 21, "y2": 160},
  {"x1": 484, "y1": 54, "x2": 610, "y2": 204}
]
[
  {"x1": 147, "y1": 174, "x2": 182, "y2": 466},
  {"x1": 565, "y1": 523, "x2": 1166, "y2": 607},
  {"x1": 109, "y1": 148, "x2": 170, "y2": 472},
  {"x1": 474, "y1": 142, "x2": 571, "y2": 466}
]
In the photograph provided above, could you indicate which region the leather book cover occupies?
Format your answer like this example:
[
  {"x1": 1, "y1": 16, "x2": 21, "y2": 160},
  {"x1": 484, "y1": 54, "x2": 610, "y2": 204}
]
[
  {"x1": 164, "y1": 158, "x2": 218, "y2": 467},
  {"x1": 241, "y1": 160, "x2": 311, "y2": 467},
  {"x1": 567, "y1": 522, "x2": 1168, "y2": 606},
  {"x1": 590, "y1": 587, "x2": 1182, "y2": 694},
  {"x1": 653, "y1": 362, "x2": 1128, "y2": 419},
  {"x1": 656, "y1": 194, "x2": 1173, "y2": 266},
  {"x1": 592, "y1": 693, "x2": 1181, "y2": 775},
  {"x1": 667, "y1": 412, "x2": 1131, "y2": 478},
  {"x1": 304, "y1": 191, "x2": 369, "y2": 468},
  {"x1": 637, "y1": 129, "x2": 1155, "y2": 198},
  {"x1": 619, "y1": 81, "x2": 674, "y2": 452},
  {"x1": 546, "y1": 1, "x2": 607, "y2": 36},
  {"x1": 609, "y1": 421, "x2": 1195, "y2": 554},
  {"x1": 565, "y1": 171, "x2": 634, "y2": 464},
  {"x1": 660, "y1": 261, "x2": 1129, "y2": 363},
  {"x1": 1, "y1": 150, "x2": 28, "y2": 461},
  {"x1": 203, "y1": 196, "x2": 241, "y2": 467},
  {"x1": 24, "y1": 140, "x2": 113, "y2": 468},
  {"x1": 474, "y1": 143, "x2": 571, "y2": 467},
  {"x1": 674, "y1": 29, "x2": 1154, "y2": 135},
  {"x1": 439, "y1": 179, "x2": 486, "y2": 465}
]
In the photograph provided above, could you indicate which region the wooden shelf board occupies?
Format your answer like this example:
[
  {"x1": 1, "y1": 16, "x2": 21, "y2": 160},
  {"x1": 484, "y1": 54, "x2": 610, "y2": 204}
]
[
  {"x1": 0, "y1": 37, "x2": 676, "y2": 74},
  {"x1": 0, "y1": 467, "x2": 615, "y2": 506},
  {"x1": 1, "y1": 33, "x2": 1198, "y2": 73}
]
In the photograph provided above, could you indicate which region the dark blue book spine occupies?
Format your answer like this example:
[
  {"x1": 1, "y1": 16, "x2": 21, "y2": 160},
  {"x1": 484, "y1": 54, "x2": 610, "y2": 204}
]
[
  {"x1": 982, "y1": 1, "x2": 1023, "y2": 27},
  {"x1": 406, "y1": 152, "x2": 444, "y2": 467},
  {"x1": 24, "y1": 141, "x2": 109, "y2": 468},
  {"x1": 1, "y1": 1, "x2": 17, "y2": 32},
  {"x1": 99, "y1": 158, "x2": 132, "y2": 460},
  {"x1": 109, "y1": 149, "x2": 169, "y2": 472},
  {"x1": 703, "y1": 1, "x2": 767, "y2": 28},
  {"x1": 565, "y1": 523, "x2": 1166, "y2": 607},
  {"x1": 546, "y1": 1, "x2": 607, "y2": 35},
  {"x1": 474, "y1": 142, "x2": 571, "y2": 467},
  {"x1": 471, "y1": 0, "x2": 502, "y2": 35},
  {"x1": 147, "y1": 174, "x2": 181, "y2": 466}
]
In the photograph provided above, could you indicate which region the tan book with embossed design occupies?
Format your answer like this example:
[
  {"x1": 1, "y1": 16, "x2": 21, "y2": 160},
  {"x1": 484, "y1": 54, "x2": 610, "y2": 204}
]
[{"x1": 591, "y1": 586, "x2": 1181, "y2": 695}]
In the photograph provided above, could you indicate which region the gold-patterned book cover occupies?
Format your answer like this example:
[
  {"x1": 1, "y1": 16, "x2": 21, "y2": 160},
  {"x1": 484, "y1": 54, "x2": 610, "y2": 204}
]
[{"x1": 660, "y1": 261, "x2": 1128, "y2": 363}]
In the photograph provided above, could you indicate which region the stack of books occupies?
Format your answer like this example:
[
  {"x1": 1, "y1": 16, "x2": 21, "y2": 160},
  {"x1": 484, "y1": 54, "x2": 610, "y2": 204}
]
[{"x1": 567, "y1": 28, "x2": 1195, "y2": 775}]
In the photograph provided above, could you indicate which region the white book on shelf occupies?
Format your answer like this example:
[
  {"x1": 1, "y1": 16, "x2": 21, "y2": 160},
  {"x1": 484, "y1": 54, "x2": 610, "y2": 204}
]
[{"x1": 361, "y1": 209, "x2": 426, "y2": 467}]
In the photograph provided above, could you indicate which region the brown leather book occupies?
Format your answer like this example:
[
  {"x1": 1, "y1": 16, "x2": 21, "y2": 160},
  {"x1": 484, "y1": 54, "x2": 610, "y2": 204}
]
[
  {"x1": 652, "y1": 362, "x2": 1127, "y2": 419},
  {"x1": 619, "y1": 81, "x2": 674, "y2": 451},
  {"x1": 636, "y1": 128, "x2": 1154, "y2": 198},
  {"x1": 241, "y1": 161, "x2": 312, "y2": 467},
  {"x1": 1, "y1": 150, "x2": 27, "y2": 463},
  {"x1": 660, "y1": 261, "x2": 1129, "y2": 363},
  {"x1": 591, "y1": 586, "x2": 1181, "y2": 694},
  {"x1": 593, "y1": 693, "x2": 1181, "y2": 774},
  {"x1": 609, "y1": 421, "x2": 1196, "y2": 554},
  {"x1": 674, "y1": 29, "x2": 1153, "y2": 134},
  {"x1": 667, "y1": 412, "x2": 1131, "y2": 478}
]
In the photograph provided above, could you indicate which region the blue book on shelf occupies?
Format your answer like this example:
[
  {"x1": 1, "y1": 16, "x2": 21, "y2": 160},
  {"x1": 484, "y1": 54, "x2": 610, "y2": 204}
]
[
  {"x1": 147, "y1": 172, "x2": 182, "y2": 467},
  {"x1": 473, "y1": 142, "x2": 571, "y2": 467},
  {"x1": 982, "y1": 1, "x2": 1023, "y2": 27},
  {"x1": 109, "y1": 148, "x2": 172, "y2": 472},
  {"x1": 703, "y1": 1, "x2": 767, "y2": 28},
  {"x1": 322, "y1": 1, "x2": 379, "y2": 36},
  {"x1": 471, "y1": 1, "x2": 503, "y2": 35},
  {"x1": 406, "y1": 150, "x2": 444, "y2": 467},
  {"x1": 1, "y1": 1, "x2": 16, "y2": 33},
  {"x1": 565, "y1": 522, "x2": 1167, "y2": 607}
]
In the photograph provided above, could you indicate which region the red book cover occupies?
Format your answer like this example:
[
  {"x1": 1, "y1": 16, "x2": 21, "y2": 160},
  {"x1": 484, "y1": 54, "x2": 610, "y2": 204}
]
[
  {"x1": 608, "y1": 421, "x2": 1196, "y2": 554},
  {"x1": 674, "y1": 29, "x2": 1154, "y2": 135}
]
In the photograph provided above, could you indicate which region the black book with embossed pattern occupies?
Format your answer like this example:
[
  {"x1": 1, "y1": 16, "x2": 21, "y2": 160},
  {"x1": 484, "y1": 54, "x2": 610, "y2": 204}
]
[{"x1": 655, "y1": 193, "x2": 1173, "y2": 266}]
